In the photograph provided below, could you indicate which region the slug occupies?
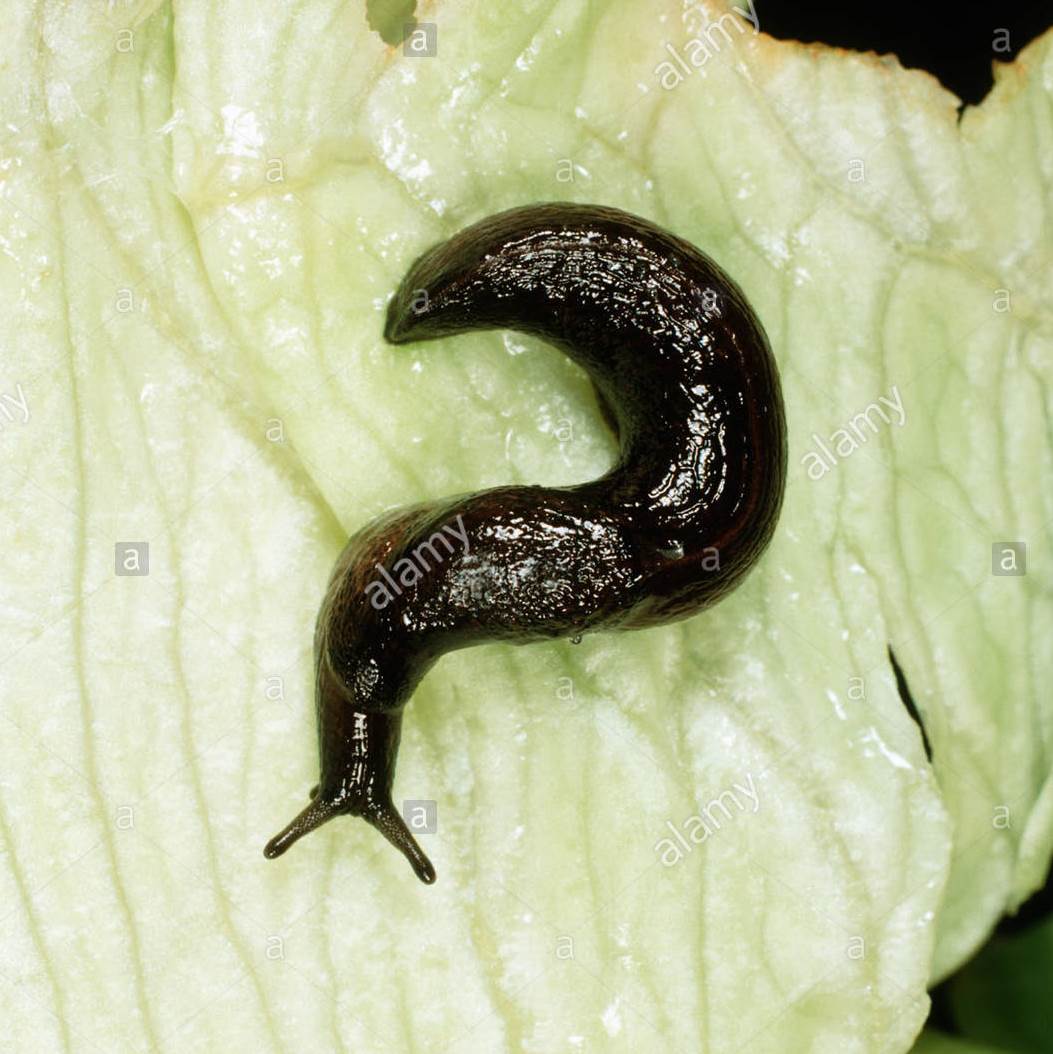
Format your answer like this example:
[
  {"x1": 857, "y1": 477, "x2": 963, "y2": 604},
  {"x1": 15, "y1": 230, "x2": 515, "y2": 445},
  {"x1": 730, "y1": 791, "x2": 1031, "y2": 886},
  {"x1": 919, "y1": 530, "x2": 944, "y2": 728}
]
[{"x1": 264, "y1": 203, "x2": 787, "y2": 883}]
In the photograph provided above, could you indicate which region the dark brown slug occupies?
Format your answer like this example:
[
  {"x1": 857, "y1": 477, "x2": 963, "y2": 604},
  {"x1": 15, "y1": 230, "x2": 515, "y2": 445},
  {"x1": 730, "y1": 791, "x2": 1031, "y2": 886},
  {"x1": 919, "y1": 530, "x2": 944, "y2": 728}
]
[{"x1": 264, "y1": 203, "x2": 787, "y2": 883}]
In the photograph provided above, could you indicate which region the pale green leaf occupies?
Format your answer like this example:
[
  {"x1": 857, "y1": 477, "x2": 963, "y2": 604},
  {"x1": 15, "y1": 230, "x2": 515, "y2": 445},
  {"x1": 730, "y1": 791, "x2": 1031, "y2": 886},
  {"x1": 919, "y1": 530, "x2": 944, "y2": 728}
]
[{"x1": 0, "y1": 2, "x2": 1050, "y2": 1051}]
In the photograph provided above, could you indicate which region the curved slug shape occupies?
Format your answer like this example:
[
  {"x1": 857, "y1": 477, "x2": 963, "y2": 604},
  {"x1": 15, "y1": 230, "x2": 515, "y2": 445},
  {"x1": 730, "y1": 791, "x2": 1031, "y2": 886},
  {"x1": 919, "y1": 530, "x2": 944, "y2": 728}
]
[{"x1": 264, "y1": 203, "x2": 787, "y2": 883}]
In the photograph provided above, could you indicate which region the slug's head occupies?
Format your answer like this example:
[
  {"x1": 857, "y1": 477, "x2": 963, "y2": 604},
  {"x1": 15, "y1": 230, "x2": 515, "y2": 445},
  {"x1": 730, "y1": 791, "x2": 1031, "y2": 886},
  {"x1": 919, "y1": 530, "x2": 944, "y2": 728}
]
[{"x1": 263, "y1": 656, "x2": 437, "y2": 884}]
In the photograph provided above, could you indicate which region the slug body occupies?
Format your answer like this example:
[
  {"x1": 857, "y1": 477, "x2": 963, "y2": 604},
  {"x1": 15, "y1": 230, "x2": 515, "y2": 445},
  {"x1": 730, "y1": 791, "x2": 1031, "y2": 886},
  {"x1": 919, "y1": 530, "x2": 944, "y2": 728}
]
[{"x1": 264, "y1": 203, "x2": 787, "y2": 883}]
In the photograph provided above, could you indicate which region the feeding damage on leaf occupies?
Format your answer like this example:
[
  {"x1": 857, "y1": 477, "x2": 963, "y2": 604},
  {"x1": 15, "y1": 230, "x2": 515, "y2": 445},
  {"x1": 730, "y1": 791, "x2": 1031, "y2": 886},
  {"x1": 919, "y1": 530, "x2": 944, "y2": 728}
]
[{"x1": 889, "y1": 646, "x2": 934, "y2": 763}]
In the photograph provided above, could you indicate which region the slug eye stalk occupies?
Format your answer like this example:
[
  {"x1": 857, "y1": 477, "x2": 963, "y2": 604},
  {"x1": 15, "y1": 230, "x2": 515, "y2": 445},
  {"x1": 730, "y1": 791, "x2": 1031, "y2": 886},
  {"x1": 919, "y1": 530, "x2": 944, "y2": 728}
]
[{"x1": 264, "y1": 793, "x2": 435, "y2": 884}]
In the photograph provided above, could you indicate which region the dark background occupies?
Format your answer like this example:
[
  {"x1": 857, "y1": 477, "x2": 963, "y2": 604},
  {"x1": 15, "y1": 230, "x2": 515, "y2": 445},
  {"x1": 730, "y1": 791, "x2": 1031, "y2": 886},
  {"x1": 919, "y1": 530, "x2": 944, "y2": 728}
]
[{"x1": 758, "y1": 0, "x2": 1050, "y2": 106}]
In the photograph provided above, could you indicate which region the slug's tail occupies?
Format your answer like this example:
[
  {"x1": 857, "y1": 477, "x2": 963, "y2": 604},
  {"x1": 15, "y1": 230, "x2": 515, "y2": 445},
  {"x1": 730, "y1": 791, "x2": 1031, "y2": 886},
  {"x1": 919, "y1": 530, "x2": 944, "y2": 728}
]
[
  {"x1": 383, "y1": 203, "x2": 786, "y2": 627},
  {"x1": 264, "y1": 791, "x2": 436, "y2": 884}
]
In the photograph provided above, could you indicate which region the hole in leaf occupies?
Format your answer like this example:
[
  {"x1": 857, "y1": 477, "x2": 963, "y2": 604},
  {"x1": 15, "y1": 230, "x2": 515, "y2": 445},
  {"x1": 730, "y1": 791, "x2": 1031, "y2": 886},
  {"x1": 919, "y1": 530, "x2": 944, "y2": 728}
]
[
  {"x1": 366, "y1": 0, "x2": 418, "y2": 46},
  {"x1": 888, "y1": 645, "x2": 933, "y2": 762}
]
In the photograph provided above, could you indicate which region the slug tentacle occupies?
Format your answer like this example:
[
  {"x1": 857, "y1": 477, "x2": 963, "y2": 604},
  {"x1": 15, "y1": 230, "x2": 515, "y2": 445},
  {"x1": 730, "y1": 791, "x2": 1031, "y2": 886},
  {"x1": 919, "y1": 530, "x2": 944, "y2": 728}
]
[
  {"x1": 263, "y1": 796, "x2": 337, "y2": 860},
  {"x1": 265, "y1": 203, "x2": 787, "y2": 883}
]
